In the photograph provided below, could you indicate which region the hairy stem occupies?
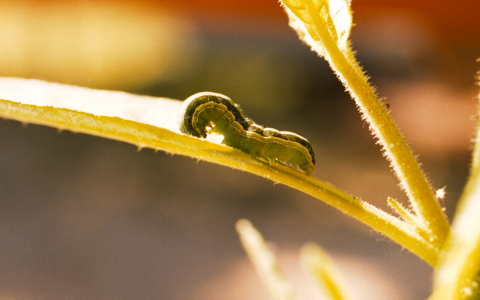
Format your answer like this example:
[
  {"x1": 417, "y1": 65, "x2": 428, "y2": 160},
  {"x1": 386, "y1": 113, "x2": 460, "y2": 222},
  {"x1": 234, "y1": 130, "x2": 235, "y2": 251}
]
[
  {"x1": 429, "y1": 73, "x2": 480, "y2": 299},
  {"x1": 0, "y1": 81, "x2": 439, "y2": 265},
  {"x1": 301, "y1": 0, "x2": 450, "y2": 248}
]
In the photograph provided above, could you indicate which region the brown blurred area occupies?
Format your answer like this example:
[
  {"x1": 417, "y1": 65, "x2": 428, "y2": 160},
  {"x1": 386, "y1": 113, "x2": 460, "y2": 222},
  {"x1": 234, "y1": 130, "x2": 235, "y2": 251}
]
[{"x1": 0, "y1": 0, "x2": 479, "y2": 299}]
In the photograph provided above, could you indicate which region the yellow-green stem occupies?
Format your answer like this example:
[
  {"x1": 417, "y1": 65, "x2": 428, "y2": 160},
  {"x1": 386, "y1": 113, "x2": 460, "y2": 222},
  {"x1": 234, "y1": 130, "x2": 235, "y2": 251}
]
[
  {"x1": 302, "y1": 0, "x2": 450, "y2": 248},
  {"x1": 429, "y1": 81, "x2": 480, "y2": 299},
  {"x1": 289, "y1": 173, "x2": 438, "y2": 265},
  {"x1": 0, "y1": 97, "x2": 439, "y2": 265},
  {"x1": 301, "y1": 243, "x2": 352, "y2": 300},
  {"x1": 236, "y1": 219, "x2": 299, "y2": 300}
]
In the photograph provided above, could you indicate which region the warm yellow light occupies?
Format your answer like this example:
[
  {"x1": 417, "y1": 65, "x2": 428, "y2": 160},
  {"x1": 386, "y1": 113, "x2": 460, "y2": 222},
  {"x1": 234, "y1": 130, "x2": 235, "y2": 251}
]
[{"x1": 0, "y1": 1, "x2": 202, "y2": 90}]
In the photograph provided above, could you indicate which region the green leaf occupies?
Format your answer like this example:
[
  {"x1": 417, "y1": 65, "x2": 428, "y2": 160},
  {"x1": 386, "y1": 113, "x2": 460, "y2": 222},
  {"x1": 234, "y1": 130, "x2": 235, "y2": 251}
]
[
  {"x1": 0, "y1": 77, "x2": 181, "y2": 132},
  {"x1": 0, "y1": 78, "x2": 283, "y2": 175},
  {"x1": 0, "y1": 77, "x2": 439, "y2": 265},
  {"x1": 281, "y1": 0, "x2": 352, "y2": 53}
]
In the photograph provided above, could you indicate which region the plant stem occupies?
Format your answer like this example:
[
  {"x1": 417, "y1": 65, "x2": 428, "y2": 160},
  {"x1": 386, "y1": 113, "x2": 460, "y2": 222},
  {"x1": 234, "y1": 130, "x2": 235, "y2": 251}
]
[
  {"x1": 301, "y1": 243, "x2": 352, "y2": 300},
  {"x1": 236, "y1": 219, "x2": 299, "y2": 300},
  {"x1": 285, "y1": 172, "x2": 438, "y2": 265},
  {"x1": 0, "y1": 97, "x2": 440, "y2": 265},
  {"x1": 429, "y1": 76, "x2": 480, "y2": 300},
  {"x1": 302, "y1": 0, "x2": 450, "y2": 249}
]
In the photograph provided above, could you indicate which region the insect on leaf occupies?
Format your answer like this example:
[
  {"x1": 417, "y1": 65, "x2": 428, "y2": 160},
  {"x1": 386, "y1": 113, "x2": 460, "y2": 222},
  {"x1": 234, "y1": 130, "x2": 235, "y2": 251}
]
[{"x1": 178, "y1": 92, "x2": 316, "y2": 175}]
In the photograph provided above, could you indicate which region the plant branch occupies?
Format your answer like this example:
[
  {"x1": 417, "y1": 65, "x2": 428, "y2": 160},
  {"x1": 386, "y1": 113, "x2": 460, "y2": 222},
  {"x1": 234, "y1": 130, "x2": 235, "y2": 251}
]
[
  {"x1": 236, "y1": 219, "x2": 299, "y2": 300},
  {"x1": 301, "y1": 243, "x2": 352, "y2": 300},
  {"x1": 281, "y1": 0, "x2": 450, "y2": 249},
  {"x1": 0, "y1": 86, "x2": 438, "y2": 265},
  {"x1": 428, "y1": 68, "x2": 480, "y2": 300}
]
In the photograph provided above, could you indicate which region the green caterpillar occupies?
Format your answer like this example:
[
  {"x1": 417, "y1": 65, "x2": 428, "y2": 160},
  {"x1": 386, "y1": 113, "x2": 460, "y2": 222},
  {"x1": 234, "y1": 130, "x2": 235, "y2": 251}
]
[{"x1": 178, "y1": 92, "x2": 315, "y2": 175}]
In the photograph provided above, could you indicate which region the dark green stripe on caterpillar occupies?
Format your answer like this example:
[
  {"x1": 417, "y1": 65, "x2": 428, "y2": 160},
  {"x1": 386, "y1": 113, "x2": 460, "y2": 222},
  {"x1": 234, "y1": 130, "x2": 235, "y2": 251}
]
[{"x1": 178, "y1": 92, "x2": 315, "y2": 175}]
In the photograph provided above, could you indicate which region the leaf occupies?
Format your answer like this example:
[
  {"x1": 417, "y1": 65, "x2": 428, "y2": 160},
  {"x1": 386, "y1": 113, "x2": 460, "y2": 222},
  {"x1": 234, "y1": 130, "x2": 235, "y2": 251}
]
[
  {"x1": 0, "y1": 77, "x2": 181, "y2": 132},
  {"x1": 0, "y1": 78, "x2": 440, "y2": 265},
  {"x1": 328, "y1": 0, "x2": 352, "y2": 47},
  {"x1": 281, "y1": 0, "x2": 352, "y2": 53},
  {"x1": 0, "y1": 77, "x2": 285, "y2": 175}
]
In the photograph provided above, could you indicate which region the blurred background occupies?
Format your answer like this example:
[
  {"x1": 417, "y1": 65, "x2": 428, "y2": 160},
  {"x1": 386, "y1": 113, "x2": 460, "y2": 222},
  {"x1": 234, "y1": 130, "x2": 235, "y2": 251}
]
[{"x1": 1, "y1": 0, "x2": 480, "y2": 299}]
